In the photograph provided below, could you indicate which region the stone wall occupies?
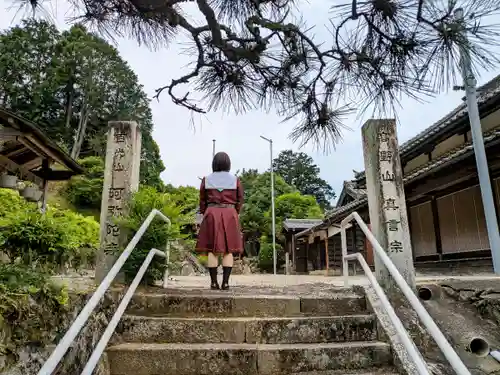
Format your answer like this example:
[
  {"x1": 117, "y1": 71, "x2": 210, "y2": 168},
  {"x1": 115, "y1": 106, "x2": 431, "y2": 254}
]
[
  {"x1": 366, "y1": 280, "x2": 500, "y2": 375},
  {"x1": 1, "y1": 288, "x2": 123, "y2": 375},
  {"x1": 439, "y1": 280, "x2": 500, "y2": 326}
]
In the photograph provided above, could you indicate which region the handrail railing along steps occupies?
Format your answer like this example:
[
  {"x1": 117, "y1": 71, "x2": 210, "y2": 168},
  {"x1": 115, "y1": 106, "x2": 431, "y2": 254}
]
[{"x1": 341, "y1": 211, "x2": 471, "y2": 375}]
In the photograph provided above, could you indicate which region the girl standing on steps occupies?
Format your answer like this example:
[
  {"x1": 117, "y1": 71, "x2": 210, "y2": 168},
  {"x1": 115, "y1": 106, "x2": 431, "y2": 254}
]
[{"x1": 195, "y1": 152, "x2": 244, "y2": 290}]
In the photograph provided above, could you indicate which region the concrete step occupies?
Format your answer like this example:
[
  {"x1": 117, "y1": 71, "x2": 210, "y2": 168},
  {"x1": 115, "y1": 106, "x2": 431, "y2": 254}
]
[
  {"x1": 107, "y1": 341, "x2": 393, "y2": 375},
  {"x1": 118, "y1": 314, "x2": 378, "y2": 344},
  {"x1": 126, "y1": 290, "x2": 367, "y2": 317}
]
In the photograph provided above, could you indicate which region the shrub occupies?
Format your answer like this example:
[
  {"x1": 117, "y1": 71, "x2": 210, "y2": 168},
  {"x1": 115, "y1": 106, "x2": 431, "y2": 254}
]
[
  {"x1": 0, "y1": 188, "x2": 99, "y2": 271},
  {"x1": 118, "y1": 186, "x2": 191, "y2": 284},
  {"x1": 0, "y1": 264, "x2": 69, "y2": 365},
  {"x1": 64, "y1": 156, "x2": 104, "y2": 210},
  {"x1": 197, "y1": 255, "x2": 208, "y2": 267},
  {"x1": 258, "y1": 235, "x2": 283, "y2": 272}
]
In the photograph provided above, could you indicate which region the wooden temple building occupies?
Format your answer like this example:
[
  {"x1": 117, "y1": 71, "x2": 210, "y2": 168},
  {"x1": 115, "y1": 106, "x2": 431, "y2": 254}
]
[
  {"x1": 289, "y1": 74, "x2": 500, "y2": 274},
  {"x1": 0, "y1": 107, "x2": 83, "y2": 209}
]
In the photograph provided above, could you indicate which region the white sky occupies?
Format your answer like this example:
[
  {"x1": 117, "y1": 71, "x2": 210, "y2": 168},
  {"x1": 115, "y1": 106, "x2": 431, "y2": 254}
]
[{"x1": 2, "y1": 0, "x2": 499, "y2": 199}]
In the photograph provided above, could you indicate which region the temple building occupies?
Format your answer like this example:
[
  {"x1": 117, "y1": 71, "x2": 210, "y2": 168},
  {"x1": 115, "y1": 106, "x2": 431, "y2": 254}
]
[{"x1": 288, "y1": 74, "x2": 500, "y2": 274}]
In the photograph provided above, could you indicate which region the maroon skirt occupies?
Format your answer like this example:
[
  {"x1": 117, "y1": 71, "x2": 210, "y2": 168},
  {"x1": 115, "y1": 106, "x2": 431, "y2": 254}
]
[{"x1": 195, "y1": 207, "x2": 243, "y2": 254}]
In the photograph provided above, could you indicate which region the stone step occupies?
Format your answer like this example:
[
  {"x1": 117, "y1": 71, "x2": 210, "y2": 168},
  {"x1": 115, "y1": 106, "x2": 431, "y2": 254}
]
[
  {"x1": 126, "y1": 290, "x2": 367, "y2": 317},
  {"x1": 290, "y1": 369, "x2": 399, "y2": 375},
  {"x1": 107, "y1": 341, "x2": 393, "y2": 375},
  {"x1": 118, "y1": 314, "x2": 378, "y2": 344}
]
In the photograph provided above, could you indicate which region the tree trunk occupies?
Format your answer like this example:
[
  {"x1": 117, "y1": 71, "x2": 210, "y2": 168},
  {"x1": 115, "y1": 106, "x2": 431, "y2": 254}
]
[
  {"x1": 70, "y1": 57, "x2": 93, "y2": 160},
  {"x1": 71, "y1": 93, "x2": 89, "y2": 159}
]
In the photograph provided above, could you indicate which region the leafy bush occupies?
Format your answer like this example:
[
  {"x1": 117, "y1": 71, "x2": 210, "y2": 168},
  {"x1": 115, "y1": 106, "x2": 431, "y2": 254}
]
[
  {"x1": 0, "y1": 264, "x2": 69, "y2": 364},
  {"x1": 0, "y1": 188, "x2": 99, "y2": 271},
  {"x1": 118, "y1": 186, "x2": 190, "y2": 284},
  {"x1": 197, "y1": 255, "x2": 208, "y2": 267},
  {"x1": 64, "y1": 156, "x2": 104, "y2": 210},
  {"x1": 258, "y1": 235, "x2": 283, "y2": 272}
]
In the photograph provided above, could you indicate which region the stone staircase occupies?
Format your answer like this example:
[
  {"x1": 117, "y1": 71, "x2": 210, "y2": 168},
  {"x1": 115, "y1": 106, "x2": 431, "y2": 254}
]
[{"x1": 108, "y1": 285, "x2": 400, "y2": 375}]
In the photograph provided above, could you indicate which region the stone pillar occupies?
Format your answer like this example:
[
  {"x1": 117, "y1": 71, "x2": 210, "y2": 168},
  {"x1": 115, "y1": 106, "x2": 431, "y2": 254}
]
[
  {"x1": 362, "y1": 119, "x2": 415, "y2": 291},
  {"x1": 95, "y1": 121, "x2": 142, "y2": 283}
]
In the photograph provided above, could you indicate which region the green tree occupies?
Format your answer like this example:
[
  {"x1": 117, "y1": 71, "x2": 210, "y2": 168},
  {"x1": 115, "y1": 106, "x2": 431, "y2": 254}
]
[
  {"x1": 258, "y1": 191, "x2": 323, "y2": 272},
  {"x1": 64, "y1": 156, "x2": 104, "y2": 211},
  {"x1": 16, "y1": 0, "x2": 500, "y2": 150},
  {"x1": 239, "y1": 172, "x2": 294, "y2": 244},
  {"x1": 274, "y1": 192, "x2": 323, "y2": 224},
  {"x1": 273, "y1": 150, "x2": 335, "y2": 210},
  {"x1": 0, "y1": 20, "x2": 165, "y2": 187},
  {"x1": 236, "y1": 168, "x2": 260, "y2": 197},
  {"x1": 169, "y1": 186, "x2": 199, "y2": 215}
]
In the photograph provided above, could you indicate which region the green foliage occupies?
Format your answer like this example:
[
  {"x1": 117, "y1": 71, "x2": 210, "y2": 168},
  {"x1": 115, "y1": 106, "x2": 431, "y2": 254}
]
[
  {"x1": 257, "y1": 235, "x2": 283, "y2": 272},
  {"x1": 197, "y1": 255, "x2": 208, "y2": 267},
  {"x1": 274, "y1": 192, "x2": 323, "y2": 223},
  {"x1": 272, "y1": 150, "x2": 335, "y2": 210},
  {"x1": 0, "y1": 264, "x2": 69, "y2": 365},
  {"x1": 118, "y1": 186, "x2": 190, "y2": 284},
  {"x1": 0, "y1": 188, "x2": 99, "y2": 271},
  {"x1": 236, "y1": 169, "x2": 323, "y2": 269},
  {"x1": 167, "y1": 185, "x2": 199, "y2": 215},
  {"x1": 239, "y1": 172, "x2": 294, "y2": 241},
  {"x1": 65, "y1": 156, "x2": 104, "y2": 210},
  {"x1": 0, "y1": 19, "x2": 165, "y2": 188}
]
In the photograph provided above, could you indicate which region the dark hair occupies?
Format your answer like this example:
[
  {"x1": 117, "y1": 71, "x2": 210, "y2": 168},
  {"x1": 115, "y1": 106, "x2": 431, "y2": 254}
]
[{"x1": 212, "y1": 152, "x2": 231, "y2": 172}]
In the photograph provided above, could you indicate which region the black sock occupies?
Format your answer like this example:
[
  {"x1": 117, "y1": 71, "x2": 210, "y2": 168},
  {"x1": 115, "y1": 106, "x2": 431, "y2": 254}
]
[
  {"x1": 208, "y1": 267, "x2": 219, "y2": 288},
  {"x1": 222, "y1": 266, "x2": 232, "y2": 289}
]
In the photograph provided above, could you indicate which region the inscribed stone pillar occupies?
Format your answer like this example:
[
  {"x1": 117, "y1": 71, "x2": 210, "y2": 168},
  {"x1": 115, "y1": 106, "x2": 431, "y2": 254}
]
[
  {"x1": 95, "y1": 121, "x2": 142, "y2": 283},
  {"x1": 362, "y1": 119, "x2": 415, "y2": 291}
]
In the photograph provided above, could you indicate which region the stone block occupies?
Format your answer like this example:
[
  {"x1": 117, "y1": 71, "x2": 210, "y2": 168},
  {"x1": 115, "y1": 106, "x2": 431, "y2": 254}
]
[
  {"x1": 107, "y1": 342, "x2": 392, "y2": 375},
  {"x1": 231, "y1": 295, "x2": 301, "y2": 317},
  {"x1": 107, "y1": 343, "x2": 258, "y2": 375},
  {"x1": 127, "y1": 293, "x2": 234, "y2": 316},
  {"x1": 118, "y1": 315, "x2": 246, "y2": 343},
  {"x1": 257, "y1": 342, "x2": 392, "y2": 375},
  {"x1": 127, "y1": 293, "x2": 302, "y2": 317},
  {"x1": 117, "y1": 315, "x2": 377, "y2": 345},
  {"x1": 246, "y1": 315, "x2": 377, "y2": 344},
  {"x1": 300, "y1": 294, "x2": 366, "y2": 315}
]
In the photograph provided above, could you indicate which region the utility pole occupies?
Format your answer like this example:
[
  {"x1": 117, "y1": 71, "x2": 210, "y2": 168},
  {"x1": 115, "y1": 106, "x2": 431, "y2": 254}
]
[
  {"x1": 212, "y1": 139, "x2": 216, "y2": 158},
  {"x1": 455, "y1": 8, "x2": 500, "y2": 274},
  {"x1": 260, "y1": 135, "x2": 276, "y2": 275}
]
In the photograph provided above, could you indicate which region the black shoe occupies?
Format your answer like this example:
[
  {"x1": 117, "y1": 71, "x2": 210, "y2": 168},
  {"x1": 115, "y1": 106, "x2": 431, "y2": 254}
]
[
  {"x1": 221, "y1": 266, "x2": 232, "y2": 290},
  {"x1": 208, "y1": 267, "x2": 219, "y2": 290}
]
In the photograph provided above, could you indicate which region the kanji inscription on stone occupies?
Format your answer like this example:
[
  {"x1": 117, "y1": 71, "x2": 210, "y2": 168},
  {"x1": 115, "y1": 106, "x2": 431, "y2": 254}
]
[
  {"x1": 362, "y1": 119, "x2": 415, "y2": 291},
  {"x1": 96, "y1": 121, "x2": 142, "y2": 283}
]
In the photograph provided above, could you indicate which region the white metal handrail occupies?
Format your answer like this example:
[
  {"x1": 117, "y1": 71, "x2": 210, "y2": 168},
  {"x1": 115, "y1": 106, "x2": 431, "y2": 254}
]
[
  {"x1": 37, "y1": 209, "x2": 171, "y2": 375},
  {"x1": 341, "y1": 212, "x2": 471, "y2": 375},
  {"x1": 81, "y1": 248, "x2": 167, "y2": 375}
]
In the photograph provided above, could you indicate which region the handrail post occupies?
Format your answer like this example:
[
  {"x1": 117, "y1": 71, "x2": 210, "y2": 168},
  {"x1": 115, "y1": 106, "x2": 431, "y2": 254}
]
[
  {"x1": 341, "y1": 221, "x2": 349, "y2": 287},
  {"x1": 341, "y1": 211, "x2": 472, "y2": 375},
  {"x1": 162, "y1": 240, "x2": 171, "y2": 288},
  {"x1": 349, "y1": 253, "x2": 430, "y2": 375},
  {"x1": 80, "y1": 249, "x2": 165, "y2": 375}
]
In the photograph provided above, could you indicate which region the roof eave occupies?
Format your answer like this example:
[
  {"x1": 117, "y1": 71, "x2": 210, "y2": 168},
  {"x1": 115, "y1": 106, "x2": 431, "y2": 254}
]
[
  {"x1": 0, "y1": 108, "x2": 83, "y2": 174},
  {"x1": 354, "y1": 85, "x2": 500, "y2": 183}
]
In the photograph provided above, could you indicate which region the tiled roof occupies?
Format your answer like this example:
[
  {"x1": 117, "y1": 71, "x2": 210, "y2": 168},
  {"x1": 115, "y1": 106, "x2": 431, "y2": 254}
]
[
  {"x1": 355, "y1": 74, "x2": 500, "y2": 182},
  {"x1": 283, "y1": 218, "x2": 324, "y2": 231},
  {"x1": 344, "y1": 181, "x2": 366, "y2": 199},
  {"x1": 304, "y1": 128, "x2": 500, "y2": 235},
  {"x1": 403, "y1": 128, "x2": 500, "y2": 182}
]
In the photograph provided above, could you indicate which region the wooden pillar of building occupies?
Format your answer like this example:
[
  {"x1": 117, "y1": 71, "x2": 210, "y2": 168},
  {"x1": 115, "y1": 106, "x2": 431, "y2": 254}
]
[{"x1": 324, "y1": 230, "x2": 329, "y2": 273}]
